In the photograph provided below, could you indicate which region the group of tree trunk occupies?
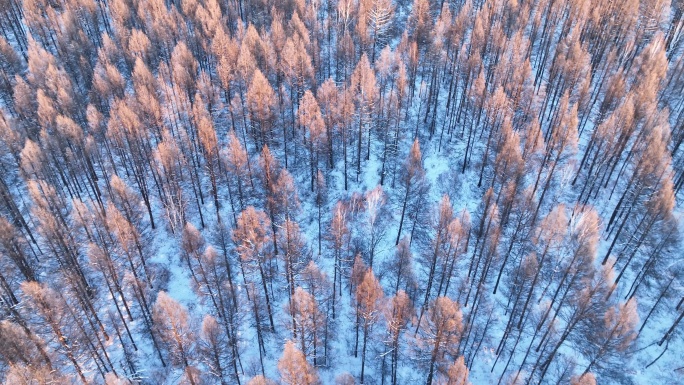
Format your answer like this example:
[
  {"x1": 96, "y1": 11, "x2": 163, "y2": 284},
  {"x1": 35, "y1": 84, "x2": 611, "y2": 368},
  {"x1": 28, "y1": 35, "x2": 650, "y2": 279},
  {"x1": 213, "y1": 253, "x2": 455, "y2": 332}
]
[{"x1": 0, "y1": 0, "x2": 683, "y2": 384}]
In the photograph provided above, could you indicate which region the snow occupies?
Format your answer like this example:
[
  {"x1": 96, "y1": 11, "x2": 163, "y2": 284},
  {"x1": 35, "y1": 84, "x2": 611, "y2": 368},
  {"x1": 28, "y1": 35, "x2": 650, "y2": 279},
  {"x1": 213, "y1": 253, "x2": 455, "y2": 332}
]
[
  {"x1": 104, "y1": 98, "x2": 683, "y2": 384},
  {"x1": 2, "y1": 2, "x2": 683, "y2": 384}
]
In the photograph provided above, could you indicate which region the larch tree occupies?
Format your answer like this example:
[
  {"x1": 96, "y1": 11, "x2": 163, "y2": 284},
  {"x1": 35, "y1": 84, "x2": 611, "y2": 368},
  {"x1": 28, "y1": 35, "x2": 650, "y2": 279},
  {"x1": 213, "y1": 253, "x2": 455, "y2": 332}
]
[
  {"x1": 385, "y1": 289, "x2": 413, "y2": 385},
  {"x1": 281, "y1": 36, "x2": 314, "y2": 162},
  {"x1": 338, "y1": 87, "x2": 356, "y2": 190},
  {"x1": 533, "y1": 207, "x2": 600, "y2": 353},
  {"x1": 0, "y1": 38, "x2": 23, "y2": 102},
  {"x1": 92, "y1": 57, "x2": 125, "y2": 108},
  {"x1": 181, "y1": 222, "x2": 206, "y2": 285},
  {"x1": 355, "y1": 268, "x2": 384, "y2": 384},
  {"x1": 20, "y1": 281, "x2": 89, "y2": 384},
  {"x1": 517, "y1": 204, "x2": 568, "y2": 330},
  {"x1": 127, "y1": 29, "x2": 153, "y2": 66},
  {"x1": 0, "y1": 216, "x2": 37, "y2": 283},
  {"x1": 317, "y1": 78, "x2": 339, "y2": 168},
  {"x1": 421, "y1": 296, "x2": 463, "y2": 385},
  {"x1": 108, "y1": 174, "x2": 153, "y2": 261},
  {"x1": 336, "y1": 372, "x2": 356, "y2": 385},
  {"x1": 1, "y1": 0, "x2": 683, "y2": 383},
  {"x1": 580, "y1": 298, "x2": 639, "y2": 376},
  {"x1": 395, "y1": 139, "x2": 429, "y2": 245},
  {"x1": 153, "y1": 130, "x2": 190, "y2": 233},
  {"x1": 279, "y1": 219, "x2": 308, "y2": 326},
  {"x1": 257, "y1": 145, "x2": 285, "y2": 254},
  {"x1": 603, "y1": 121, "x2": 676, "y2": 296},
  {"x1": 247, "y1": 375, "x2": 277, "y2": 385},
  {"x1": 131, "y1": 58, "x2": 163, "y2": 141},
  {"x1": 441, "y1": 356, "x2": 471, "y2": 385},
  {"x1": 199, "y1": 314, "x2": 235, "y2": 385},
  {"x1": 28, "y1": 182, "x2": 110, "y2": 351},
  {"x1": 288, "y1": 286, "x2": 326, "y2": 364},
  {"x1": 300, "y1": 260, "x2": 333, "y2": 365},
  {"x1": 105, "y1": 209, "x2": 164, "y2": 365},
  {"x1": 212, "y1": 25, "x2": 239, "y2": 104},
  {"x1": 350, "y1": 53, "x2": 378, "y2": 179},
  {"x1": 363, "y1": 185, "x2": 388, "y2": 268},
  {"x1": 531, "y1": 94, "x2": 578, "y2": 224},
  {"x1": 190, "y1": 243, "x2": 242, "y2": 378},
  {"x1": 366, "y1": 0, "x2": 395, "y2": 63},
  {"x1": 351, "y1": 253, "x2": 368, "y2": 302},
  {"x1": 85, "y1": 242, "x2": 138, "y2": 353},
  {"x1": 0, "y1": 108, "x2": 23, "y2": 168},
  {"x1": 222, "y1": 129, "x2": 253, "y2": 216},
  {"x1": 196, "y1": 103, "x2": 222, "y2": 223},
  {"x1": 463, "y1": 188, "x2": 500, "y2": 318},
  {"x1": 416, "y1": 195, "x2": 454, "y2": 333},
  {"x1": 407, "y1": 0, "x2": 431, "y2": 47},
  {"x1": 170, "y1": 41, "x2": 199, "y2": 104},
  {"x1": 247, "y1": 69, "x2": 277, "y2": 149},
  {"x1": 281, "y1": 19, "x2": 314, "y2": 100},
  {"x1": 490, "y1": 121, "x2": 525, "y2": 208},
  {"x1": 570, "y1": 373, "x2": 596, "y2": 385},
  {"x1": 3, "y1": 363, "x2": 71, "y2": 385},
  {"x1": 273, "y1": 167, "x2": 301, "y2": 224},
  {"x1": 314, "y1": 170, "x2": 327, "y2": 255},
  {"x1": 328, "y1": 200, "x2": 350, "y2": 319},
  {"x1": 0, "y1": 319, "x2": 51, "y2": 371},
  {"x1": 232, "y1": 206, "x2": 276, "y2": 332},
  {"x1": 298, "y1": 90, "x2": 327, "y2": 191},
  {"x1": 535, "y1": 264, "x2": 617, "y2": 384},
  {"x1": 278, "y1": 340, "x2": 320, "y2": 385},
  {"x1": 385, "y1": 237, "x2": 416, "y2": 296},
  {"x1": 152, "y1": 292, "x2": 198, "y2": 384}
]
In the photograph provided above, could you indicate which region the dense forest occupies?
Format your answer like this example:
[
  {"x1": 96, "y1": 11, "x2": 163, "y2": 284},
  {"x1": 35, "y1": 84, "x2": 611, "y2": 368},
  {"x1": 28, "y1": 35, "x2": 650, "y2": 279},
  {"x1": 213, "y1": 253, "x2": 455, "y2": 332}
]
[{"x1": 0, "y1": 0, "x2": 683, "y2": 383}]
